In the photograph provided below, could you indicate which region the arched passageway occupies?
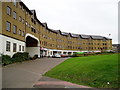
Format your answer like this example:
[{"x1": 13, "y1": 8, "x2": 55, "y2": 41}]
[{"x1": 26, "y1": 35, "x2": 40, "y2": 58}]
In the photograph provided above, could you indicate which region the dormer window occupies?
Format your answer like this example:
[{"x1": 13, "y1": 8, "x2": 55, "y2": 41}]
[{"x1": 103, "y1": 38, "x2": 106, "y2": 41}]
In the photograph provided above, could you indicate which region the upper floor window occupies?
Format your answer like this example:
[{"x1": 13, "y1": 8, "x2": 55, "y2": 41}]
[
  {"x1": 18, "y1": 29, "x2": 21, "y2": 35},
  {"x1": 31, "y1": 18, "x2": 34, "y2": 22},
  {"x1": 13, "y1": 25, "x2": 17, "y2": 34},
  {"x1": 6, "y1": 41, "x2": 11, "y2": 52},
  {"x1": 6, "y1": 21, "x2": 11, "y2": 31},
  {"x1": 7, "y1": 6, "x2": 11, "y2": 15},
  {"x1": 19, "y1": 4, "x2": 22, "y2": 9},
  {"x1": 25, "y1": 21, "x2": 28, "y2": 26},
  {"x1": 13, "y1": 11, "x2": 17, "y2": 19},
  {"x1": 22, "y1": 19, "x2": 25, "y2": 24},
  {"x1": 19, "y1": 16, "x2": 22, "y2": 22},
  {"x1": 28, "y1": 24, "x2": 30, "y2": 28},
  {"x1": 22, "y1": 31, "x2": 25, "y2": 36},
  {"x1": 13, "y1": 0, "x2": 17, "y2": 6},
  {"x1": 22, "y1": 7, "x2": 24, "y2": 11}
]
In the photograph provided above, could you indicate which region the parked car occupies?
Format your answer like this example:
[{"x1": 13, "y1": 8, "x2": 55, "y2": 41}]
[
  {"x1": 48, "y1": 55, "x2": 53, "y2": 58},
  {"x1": 61, "y1": 54, "x2": 68, "y2": 57},
  {"x1": 52, "y1": 54, "x2": 61, "y2": 58}
]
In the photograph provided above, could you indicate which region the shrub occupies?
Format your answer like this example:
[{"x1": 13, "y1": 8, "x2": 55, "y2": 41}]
[
  {"x1": 70, "y1": 54, "x2": 77, "y2": 57},
  {"x1": 12, "y1": 52, "x2": 30, "y2": 62},
  {"x1": 95, "y1": 52, "x2": 102, "y2": 54},
  {"x1": 2, "y1": 55, "x2": 12, "y2": 66}
]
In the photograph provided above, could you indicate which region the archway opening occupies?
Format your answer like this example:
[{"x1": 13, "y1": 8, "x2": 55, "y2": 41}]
[
  {"x1": 26, "y1": 36, "x2": 38, "y2": 47},
  {"x1": 26, "y1": 36, "x2": 40, "y2": 58}
]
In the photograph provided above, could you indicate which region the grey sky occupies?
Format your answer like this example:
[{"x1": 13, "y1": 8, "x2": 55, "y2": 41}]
[{"x1": 22, "y1": 0, "x2": 118, "y2": 44}]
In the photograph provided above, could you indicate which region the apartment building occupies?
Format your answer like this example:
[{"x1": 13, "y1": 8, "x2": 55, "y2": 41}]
[{"x1": 0, "y1": 0, "x2": 112, "y2": 57}]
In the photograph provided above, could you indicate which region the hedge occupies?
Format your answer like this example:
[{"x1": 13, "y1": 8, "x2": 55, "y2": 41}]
[
  {"x1": 12, "y1": 52, "x2": 30, "y2": 62},
  {"x1": 2, "y1": 55, "x2": 12, "y2": 66},
  {"x1": 2, "y1": 52, "x2": 30, "y2": 66}
]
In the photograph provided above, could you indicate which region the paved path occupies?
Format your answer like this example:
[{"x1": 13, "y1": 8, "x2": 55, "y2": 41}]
[
  {"x1": 2, "y1": 58, "x2": 67, "y2": 88},
  {"x1": 34, "y1": 76, "x2": 94, "y2": 89}
]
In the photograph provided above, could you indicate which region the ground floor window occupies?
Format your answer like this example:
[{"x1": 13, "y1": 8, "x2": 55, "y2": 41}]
[
  {"x1": 19, "y1": 45, "x2": 21, "y2": 51},
  {"x1": 13, "y1": 43, "x2": 17, "y2": 52},
  {"x1": 6, "y1": 41, "x2": 11, "y2": 52},
  {"x1": 22, "y1": 46, "x2": 24, "y2": 51}
]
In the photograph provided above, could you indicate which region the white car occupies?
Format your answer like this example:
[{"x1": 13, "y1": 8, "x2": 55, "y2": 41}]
[{"x1": 53, "y1": 54, "x2": 61, "y2": 58}]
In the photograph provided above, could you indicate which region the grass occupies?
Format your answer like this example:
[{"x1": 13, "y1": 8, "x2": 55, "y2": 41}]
[{"x1": 44, "y1": 54, "x2": 119, "y2": 88}]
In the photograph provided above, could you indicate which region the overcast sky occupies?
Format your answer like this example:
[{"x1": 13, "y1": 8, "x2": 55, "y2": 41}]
[{"x1": 22, "y1": 0, "x2": 119, "y2": 44}]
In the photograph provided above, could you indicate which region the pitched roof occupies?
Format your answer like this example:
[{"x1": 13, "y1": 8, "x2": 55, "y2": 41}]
[
  {"x1": 70, "y1": 33, "x2": 79, "y2": 38},
  {"x1": 61, "y1": 32, "x2": 69, "y2": 36},
  {"x1": 91, "y1": 35, "x2": 104, "y2": 40},
  {"x1": 80, "y1": 34, "x2": 90, "y2": 39}
]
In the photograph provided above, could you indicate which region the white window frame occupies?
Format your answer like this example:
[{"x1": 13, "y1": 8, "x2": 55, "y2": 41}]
[
  {"x1": 6, "y1": 21, "x2": 11, "y2": 31},
  {"x1": 13, "y1": 43, "x2": 17, "y2": 52},
  {"x1": 18, "y1": 29, "x2": 21, "y2": 35},
  {"x1": 22, "y1": 31, "x2": 25, "y2": 36},
  {"x1": 7, "y1": 6, "x2": 11, "y2": 15},
  {"x1": 19, "y1": 45, "x2": 21, "y2": 51},
  {"x1": 22, "y1": 46, "x2": 24, "y2": 51},
  {"x1": 13, "y1": 0, "x2": 17, "y2": 6},
  {"x1": 13, "y1": 25, "x2": 17, "y2": 34},
  {"x1": 19, "y1": 16, "x2": 22, "y2": 22},
  {"x1": 13, "y1": 11, "x2": 17, "y2": 19},
  {"x1": 6, "y1": 41, "x2": 11, "y2": 52}
]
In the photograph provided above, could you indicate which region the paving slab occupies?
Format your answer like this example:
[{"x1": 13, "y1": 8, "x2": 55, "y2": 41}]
[
  {"x1": 2, "y1": 58, "x2": 67, "y2": 88},
  {"x1": 33, "y1": 76, "x2": 97, "y2": 89}
]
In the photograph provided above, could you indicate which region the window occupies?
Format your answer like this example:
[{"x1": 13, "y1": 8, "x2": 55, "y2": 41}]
[
  {"x1": 13, "y1": 25, "x2": 17, "y2": 34},
  {"x1": 28, "y1": 24, "x2": 30, "y2": 27},
  {"x1": 25, "y1": 21, "x2": 28, "y2": 26},
  {"x1": 22, "y1": 7, "x2": 24, "y2": 11},
  {"x1": 6, "y1": 41, "x2": 11, "y2": 52},
  {"x1": 19, "y1": 4, "x2": 22, "y2": 8},
  {"x1": 13, "y1": 43, "x2": 17, "y2": 52},
  {"x1": 34, "y1": 21, "x2": 36, "y2": 24},
  {"x1": 18, "y1": 29, "x2": 21, "y2": 35},
  {"x1": 7, "y1": 6, "x2": 11, "y2": 15},
  {"x1": 22, "y1": 46, "x2": 24, "y2": 51},
  {"x1": 6, "y1": 21, "x2": 11, "y2": 31},
  {"x1": 22, "y1": 31, "x2": 25, "y2": 36},
  {"x1": 13, "y1": 11, "x2": 17, "y2": 19},
  {"x1": 19, "y1": 45, "x2": 21, "y2": 51},
  {"x1": 22, "y1": 19, "x2": 24, "y2": 24},
  {"x1": 31, "y1": 18, "x2": 34, "y2": 22},
  {"x1": 19, "y1": 16, "x2": 21, "y2": 21},
  {"x1": 13, "y1": 0, "x2": 17, "y2": 6}
]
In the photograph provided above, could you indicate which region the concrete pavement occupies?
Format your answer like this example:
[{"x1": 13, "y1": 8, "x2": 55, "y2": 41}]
[
  {"x1": 33, "y1": 76, "x2": 93, "y2": 89},
  {"x1": 2, "y1": 58, "x2": 67, "y2": 88}
]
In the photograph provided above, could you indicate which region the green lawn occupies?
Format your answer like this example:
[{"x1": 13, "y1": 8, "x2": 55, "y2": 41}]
[{"x1": 44, "y1": 54, "x2": 119, "y2": 88}]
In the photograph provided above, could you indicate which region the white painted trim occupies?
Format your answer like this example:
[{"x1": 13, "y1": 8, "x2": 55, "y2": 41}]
[{"x1": 0, "y1": 34, "x2": 25, "y2": 57}]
